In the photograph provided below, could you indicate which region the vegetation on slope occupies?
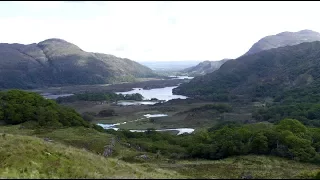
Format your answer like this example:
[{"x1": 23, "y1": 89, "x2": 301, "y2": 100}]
[
  {"x1": 164, "y1": 155, "x2": 320, "y2": 179},
  {"x1": 56, "y1": 92, "x2": 144, "y2": 103},
  {"x1": 105, "y1": 119, "x2": 320, "y2": 164},
  {"x1": 174, "y1": 41, "x2": 320, "y2": 102},
  {"x1": 0, "y1": 90, "x2": 89, "y2": 127},
  {"x1": 1, "y1": 126, "x2": 319, "y2": 179},
  {"x1": 1, "y1": 90, "x2": 320, "y2": 178},
  {"x1": 0, "y1": 133, "x2": 184, "y2": 178}
]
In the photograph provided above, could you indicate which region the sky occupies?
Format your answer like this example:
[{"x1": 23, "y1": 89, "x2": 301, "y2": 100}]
[{"x1": 1, "y1": 1, "x2": 320, "y2": 62}]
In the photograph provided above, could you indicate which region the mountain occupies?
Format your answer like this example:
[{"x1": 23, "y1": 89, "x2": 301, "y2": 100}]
[
  {"x1": 0, "y1": 38, "x2": 156, "y2": 89},
  {"x1": 140, "y1": 61, "x2": 202, "y2": 72},
  {"x1": 180, "y1": 59, "x2": 230, "y2": 76},
  {"x1": 243, "y1": 29, "x2": 320, "y2": 56},
  {"x1": 173, "y1": 41, "x2": 320, "y2": 101}
]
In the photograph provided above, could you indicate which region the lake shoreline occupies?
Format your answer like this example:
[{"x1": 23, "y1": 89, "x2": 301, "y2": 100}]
[{"x1": 30, "y1": 78, "x2": 192, "y2": 95}]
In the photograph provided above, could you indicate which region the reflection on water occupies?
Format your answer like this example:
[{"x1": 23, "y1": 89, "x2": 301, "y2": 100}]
[
  {"x1": 97, "y1": 122, "x2": 194, "y2": 135},
  {"x1": 97, "y1": 113, "x2": 194, "y2": 135},
  {"x1": 169, "y1": 76, "x2": 194, "y2": 80},
  {"x1": 144, "y1": 114, "x2": 168, "y2": 118},
  {"x1": 116, "y1": 86, "x2": 187, "y2": 101},
  {"x1": 117, "y1": 101, "x2": 158, "y2": 106},
  {"x1": 129, "y1": 128, "x2": 194, "y2": 135}
]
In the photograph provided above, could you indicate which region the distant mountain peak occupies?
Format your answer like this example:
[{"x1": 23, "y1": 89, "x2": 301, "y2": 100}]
[
  {"x1": 0, "y1": 39, "x2": 156, "y2": 89},
  {"x1": 180, "y1": 59, "x2": 230, "y2": 76},
  {"x1": 39, "y1": 38, "x2": 69, "y2": 43},
  {"x1": 298, "y1": 29, "x2": 318, "y2": 34},
  {"x1": 243, "y1": 29, "x2": 320, "y2": 56}
]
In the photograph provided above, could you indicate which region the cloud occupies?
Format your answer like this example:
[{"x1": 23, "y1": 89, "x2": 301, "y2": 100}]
[
  {"x1": 1, "y1": 1, "x2": 320, "y2": 61},
  {"x1": 115, "y1": 46, "x2": 127, "y2": 52},
  {"x1": 144, "y1": 49, "x2": 152, "y2": 53},
  {"x1": 167, "y1": 17, "x2": 177, "y2": 25}
]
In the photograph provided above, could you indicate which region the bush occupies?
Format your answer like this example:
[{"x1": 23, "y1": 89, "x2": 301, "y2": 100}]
[
  {"x1": 82, "y1": 112, "x2": 96, "y2": 122},
  {"x1": 98, "y1": 109, "x2": 116, "y2": 117},
  {"x1": 0, "y1": 90, "x2": 89, "y2": 128}
]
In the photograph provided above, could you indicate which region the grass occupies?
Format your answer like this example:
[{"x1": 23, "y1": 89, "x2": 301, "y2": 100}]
[
  {"x1": 65, "y1": 100, "x2": 241, "y2": 130},
  {"x1": 160, "y1": 155, "x2": 320, "y2": 179},
  {"x1": 0, "y1": 125, "x2": 319, "y2": 179},
  {"x1": 0, "y1": 125, "x2": 114, "y2": 155},
  {"x1": 0, "y1": 133, "x2": 185, "y2": 178}
]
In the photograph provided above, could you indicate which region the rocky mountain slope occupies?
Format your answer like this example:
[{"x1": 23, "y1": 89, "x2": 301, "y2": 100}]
[{"x1": 0, "y1": 38, "x2": 156, "y2": 89}]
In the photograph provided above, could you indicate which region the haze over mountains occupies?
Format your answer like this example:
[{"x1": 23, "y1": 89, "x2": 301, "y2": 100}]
[
  {"x1": 0, "y1": 39, "x2": 156, "y2": 89},
  {"x1": 140, "y1": 61, "x2": 201, "y2": 72},
  {"x1": 180, "y1": 59, "x2": 230, "y2": 76}
]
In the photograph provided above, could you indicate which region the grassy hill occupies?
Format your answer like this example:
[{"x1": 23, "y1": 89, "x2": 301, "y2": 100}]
[
  {"x1": 1, "y1": 125, "x2": 319, "y2": 179},
  {"x1": 0, "y1": 38, "x2": 156, "y2": 89},
  {"x1": 0, "y1": 132, "x2": 184, "y2": 178}
]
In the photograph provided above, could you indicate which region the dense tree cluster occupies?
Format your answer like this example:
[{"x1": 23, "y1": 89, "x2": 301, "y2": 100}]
[
  {"x1": 56, "y1": 92, "x2": 143, "y2": 103},
  {"x1": 253, "y1": 103, "x2": 320, "y2": 127},
  {"x1": 105, "y1": 119, "x2": 320, "y2": 164},
  {"x1": 0, "y1": 90, "x2": 89, "y2": 127}
]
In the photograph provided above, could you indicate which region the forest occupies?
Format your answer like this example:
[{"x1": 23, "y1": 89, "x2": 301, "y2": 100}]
[{"x1": 56, "y1": 92, "x2": 144, "y2": 103}]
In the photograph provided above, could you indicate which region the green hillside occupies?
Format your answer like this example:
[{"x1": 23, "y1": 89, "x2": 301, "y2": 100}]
[{"x1": 174, "y1": 41, "x2": 320, "y2": 102}]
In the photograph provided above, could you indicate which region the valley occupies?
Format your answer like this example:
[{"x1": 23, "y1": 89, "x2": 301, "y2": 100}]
[{"x1": 1, "y1": 17, "x2": 320, "y2": 178}]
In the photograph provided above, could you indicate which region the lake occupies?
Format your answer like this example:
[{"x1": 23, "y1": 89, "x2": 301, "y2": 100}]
[
  {"x1": 169, "y1": 76, "x2": 194, "y2": 80},
  {"x1": 96, "y1": 113, "x2": 195, "y2": 135},
  {"x1": 116, "y1": 86, "x2": 187, "y2": 101}
]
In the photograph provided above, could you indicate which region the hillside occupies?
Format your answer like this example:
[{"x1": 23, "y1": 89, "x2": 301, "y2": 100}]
[
  {"x1": 0, "y1": 38, "x2": 156, "y2": 89},
  {"x1": 1, "y1": 90, "x2": 320, "y2": 178},
  {"x1": 1, "y1": 131, "x2": 319, "y2": 179},
  {"x1": 173, "y1": 41, "x2": 320, "y2": 101},
  {"x1": 243, "y1": 29, "x2": 320, "y2": 56},
  {"x1": 180, "y1": 59, "x2": 230, "y2": 76},
  {"x1": 0, "y1": 133, "x2": 184, "y2": 178}
]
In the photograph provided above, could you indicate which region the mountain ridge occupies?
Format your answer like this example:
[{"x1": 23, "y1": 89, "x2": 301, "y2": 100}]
[
  {"x1": 173, "y1": 40, "x2": 320, "y2": 101},
  {"x1": 180, "y1": 58, "x2": 231, "y2": 76},
  {"x1": 0, "y1": 38, "x2": 156, "y2": 89},
  {"x1": 243, "y1": 29, "x2": 320, "y2": 56}
]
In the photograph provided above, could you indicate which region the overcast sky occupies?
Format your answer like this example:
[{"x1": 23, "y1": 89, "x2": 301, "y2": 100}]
[{"x1": 0, "y1": 1, "x2": 319, "y2": 62}]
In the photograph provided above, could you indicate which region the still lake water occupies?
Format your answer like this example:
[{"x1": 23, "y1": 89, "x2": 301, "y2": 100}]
[
  {"x1": 116, "y1": 86, "x2": 187, "y2": 101},
  {"x1": 39, "y1": 76, "x2": 193, "y2": 101},
  {"x1": 115, "y1": 76, "x2": 193, "y2": 105},
  {"x1": 169, "y1": 76, "x2": 194, "y2": 80}
]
